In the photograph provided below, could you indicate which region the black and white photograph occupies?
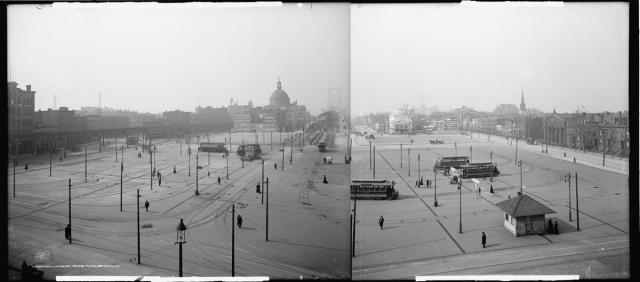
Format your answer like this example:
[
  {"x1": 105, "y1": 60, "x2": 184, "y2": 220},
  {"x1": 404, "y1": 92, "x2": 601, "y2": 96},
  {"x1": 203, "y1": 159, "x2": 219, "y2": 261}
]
[
  {"x1": 5, "y1": 1, "x2": 634, "y2": 281},
  {"x1": 350, "y1": 2, "x2": 630, "y2": 280},
  {"x1": 7, "y1": 2, "x2": 350, "y2": 280}
]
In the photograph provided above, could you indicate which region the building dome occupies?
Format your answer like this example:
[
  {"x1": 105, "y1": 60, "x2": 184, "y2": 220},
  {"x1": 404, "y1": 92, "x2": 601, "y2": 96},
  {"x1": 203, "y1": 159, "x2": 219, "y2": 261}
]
[{"x1": 269, "y1": 79, "x2": 290, "y2": 106}]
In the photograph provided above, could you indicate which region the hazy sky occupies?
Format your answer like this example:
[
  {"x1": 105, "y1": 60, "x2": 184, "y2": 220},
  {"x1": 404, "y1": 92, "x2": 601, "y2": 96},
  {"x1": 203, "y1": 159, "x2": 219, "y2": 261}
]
[
  {"x1": 351, "y1": 2, "x2": 629, "y2": 116},
  {"x1": 8, "y1": 3, "x2": 350, "y2": 115}
]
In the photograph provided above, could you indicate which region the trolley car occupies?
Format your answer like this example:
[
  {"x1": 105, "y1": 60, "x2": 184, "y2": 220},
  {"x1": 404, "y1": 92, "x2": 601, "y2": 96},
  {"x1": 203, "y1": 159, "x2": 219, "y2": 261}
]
[{"x1": 350, "y1": 179, "x2": 399, "y2": 200}]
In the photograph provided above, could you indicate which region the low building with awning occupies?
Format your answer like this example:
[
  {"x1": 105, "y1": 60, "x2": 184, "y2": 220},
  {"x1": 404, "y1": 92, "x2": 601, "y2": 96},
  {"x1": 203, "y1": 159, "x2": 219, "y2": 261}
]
[{"x1": 495, "y1": 195, "x2": 556, "y2": 236}]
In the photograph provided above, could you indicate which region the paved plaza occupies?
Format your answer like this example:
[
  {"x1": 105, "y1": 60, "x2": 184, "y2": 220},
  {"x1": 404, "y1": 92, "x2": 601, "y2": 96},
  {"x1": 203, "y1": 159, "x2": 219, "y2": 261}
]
[
  {"x1": 351, "y1": 126, "x2": 629, "y2": 279},
  {"x1": 8, "y1": 131, "x2": 350, "y2": 279}
]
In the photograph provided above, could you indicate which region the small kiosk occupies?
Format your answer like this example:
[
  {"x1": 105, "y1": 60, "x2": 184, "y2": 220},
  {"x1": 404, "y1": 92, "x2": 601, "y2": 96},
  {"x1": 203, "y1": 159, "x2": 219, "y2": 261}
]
[{"x1": 495, "y1": 195, "x2": 555, "y2": 237}]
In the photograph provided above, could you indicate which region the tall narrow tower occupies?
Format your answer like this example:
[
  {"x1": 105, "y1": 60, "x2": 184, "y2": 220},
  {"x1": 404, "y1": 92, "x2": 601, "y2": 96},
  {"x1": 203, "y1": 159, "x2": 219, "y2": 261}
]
[{"x1": 520, "y1": 89, "x2": 526, "y2": 112}]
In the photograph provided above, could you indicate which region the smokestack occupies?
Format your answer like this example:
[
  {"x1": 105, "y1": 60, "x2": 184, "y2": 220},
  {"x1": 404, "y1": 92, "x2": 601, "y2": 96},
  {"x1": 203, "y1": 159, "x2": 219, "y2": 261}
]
[{"x1": 54, "y1": 95, "x2": 57, "y2": 109}]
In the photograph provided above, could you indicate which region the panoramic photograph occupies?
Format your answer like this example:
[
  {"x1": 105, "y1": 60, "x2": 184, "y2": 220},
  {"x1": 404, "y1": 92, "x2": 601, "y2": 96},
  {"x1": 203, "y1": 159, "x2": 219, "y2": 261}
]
[
  {"x1": 350, "y1": 2, "x2": 629, "y2": 280},
  {"x1": 8, "y1": 2, "x2": 351, "y2": 280}
]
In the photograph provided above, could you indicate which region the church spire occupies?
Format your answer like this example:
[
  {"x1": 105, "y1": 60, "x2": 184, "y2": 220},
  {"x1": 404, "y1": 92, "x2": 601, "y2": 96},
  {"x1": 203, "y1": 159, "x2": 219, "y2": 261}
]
[
  {"x1": 520, "y1": 89, "x2": 526, "y2": 112},
  {"x1": 277, "y1": 77, "x2": 282, "y2": 89}
]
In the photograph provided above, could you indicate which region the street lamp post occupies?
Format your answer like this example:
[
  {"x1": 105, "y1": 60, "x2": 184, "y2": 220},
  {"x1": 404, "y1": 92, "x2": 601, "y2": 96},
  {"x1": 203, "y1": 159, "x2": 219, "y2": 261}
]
[
  {"x1": 85, "y1": 147, "x2": 87, "y2": 183},
  {"x1": 208, "y1": 134, "x2": 210, "y2": 166},
  {"x1": 408, "y1": 148, "x2": 411, "y2": 177},
  {"x1": 266, "y1": 177, "x2": 269, "y2": 241},
  {"x1": 434, "y1": 166, "x2": 438, "y2": 207},
  {"x1": 373, "y1": 146, "x2": 376, "y2": 179},
  {"x1": 228, "y1": 131, "x2": 231, "y2": 179},
  {"x1": 261, "y1": 159, "x2": 264, "y2": 205},
  {"x1": 176, "y1": 218, "x2": 188, "y2": 277},
  {"x1": 418, "y1": 154, "x2": 421, "y2": 185},
  {"x1": 13, "y1": 156, "x2": 16, "y2": 198},
  {"x1": 68, "y1": 178, "x2": 72, "y2": 243},
  {"x1": 369, "y1": 141, "x2": 372, "y2": 170},
  {"x1": 282, "y1": 142, "x2": 285, "y2": 171},
  {"x1": 470, "y1": 146, "x2": 473, "y2": 162},
  {"x1": 232, "y1": 204, "x2": 235, "y2": 276},
  {"x1": 50, "y1": 149, "x2": 52, "y2": 177},
  {"x1": 490, "y1": 151, "x2": 493, "y2": 182},
  {"x1": 575, "y1": 172, "x2": 580, "y2": 231},
  {"x1": 147, "y1": 149, "x2": 152, "y2": 190},
  {"x1": 566, "y1": 173, "x2": 572, "y2": 221},
  {"x1": 400, "y1": 144, "x2": 403, "y2": 168},
  {"x1": 515, "y1": 137, "x2": 519, "y2": 166},
  {"x1": 290, "y1": 135, "x2": 293, "y2": 164},
  {"x1": 352, "y1": 188, "x2": 357, "y2": 257},
  {"x1": 188, "y1": 144, "x2": 191, "y2": 177},
  {"x1": 153, "y1": 146, "x2": 156, "y2": 172},
  {"x1": 518, "y1": 160, "x2": 523, "y2": 195},
  {"x1": 116, "y1": 137, "x2": 118, "y2": 162},
  {"x1": 458, "y1": 180, "x2": 462, "y2": 233},
  {"x1": 120, "y1": 162, "x2": 123, "y2": 212},
  {"x1": 195, "y1": 154, "x2": 199, "y2": 195},
  {"x1": 137, "y1": 189, "x2": 141, "y2": 264}
]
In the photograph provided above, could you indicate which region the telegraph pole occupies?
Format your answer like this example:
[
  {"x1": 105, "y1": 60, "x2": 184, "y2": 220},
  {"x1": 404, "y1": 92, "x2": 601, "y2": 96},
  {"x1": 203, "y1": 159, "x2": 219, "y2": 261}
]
[
  {"x1": 261, "y1": 159, "x2": 264, "y2": 205},
  {"x1": 519, "y1": 160, "x2": 523, "y2": 195},
  {"x1": 232, "y1": 203, "x2": 235, "y2": 276},
  {"x1": 418, "y1": 154, "x2": 420, "y2": 185},
  {"x1": 85, "y1": 147, "x2": 87, "y2": 183},
  {"x1": 369, "y1": 141, "x2": 372, "y2": 170},
  {"x1": 68, "y1": 178, "x2": 72, "y2": 243},
  {"x1": 434, "y1": 166, "x2": 438, "y2": 206},
  {"x1": 408, "y1": 148, "x2": 411, "y2": 177},
  {"x1": 282, "y1": 142, "x2": 285, "y2": 171},
  {"x1": 400, "y1": 144, "x2": 403, "y2": 168},
  {"x1": 120, "y1": 161, "x2": 123, "y2": 212},
  {"x1": 567, "y1": 173, "x2": 572, "y2": 221},
  {"x1": 352, "y1": 188, "x2": 357, "y2": 257},
  {"x1": 227, "y1": 131, "x2": 231, "y2": 179},
  {"x1": 458, "y1": 180, "x2": 462, "y2": 233},
  {"x1": 266, "y1": 177, "x2": 269, "y2": 241},
  {"x1": 575, "y1": 172, "x2": 580, "y2": 230},
  {"x1": 515, "y1": 137, "x2": 518, "y2": 166},
  {"x1": 137, "y1": 189, "x2": 140, "y2": 264},
  {"x1": 150, "y1": 150, "x2": 153, "y2": 190},
  {"x1": 373, "y1": 146, "x2": 376, "y2": 179}
]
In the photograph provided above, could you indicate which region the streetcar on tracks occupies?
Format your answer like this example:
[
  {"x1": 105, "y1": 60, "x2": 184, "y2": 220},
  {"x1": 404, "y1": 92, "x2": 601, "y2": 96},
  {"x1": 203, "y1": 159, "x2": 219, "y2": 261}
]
[
  {"x1": 237, "y1": 144, "x2": 262, "y2": 161},
  {"x1": 435, "y1": 156, "x2": 470, "y2": 170},
  {"x1": 460, "y1": 162, "x2": 499, "y2": 179},
  {"x1": 126, "y1": 136, "x2": 139, "y2": 146},
  {"x1": 198, "y1": 142, "x2": 229, "y2": 154},
  {"x1": 350, "y1": 179, "x2": 399, "y2": 200}
]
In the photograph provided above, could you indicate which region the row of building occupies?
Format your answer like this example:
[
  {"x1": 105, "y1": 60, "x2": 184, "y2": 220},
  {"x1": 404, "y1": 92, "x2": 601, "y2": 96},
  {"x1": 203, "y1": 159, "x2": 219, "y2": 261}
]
[
  {"x1": 356, "y1": 93, "x2": 629, "y2": 157},
  {"x1": 8, "y1": 79, "x2": 312, "y2": 135}
]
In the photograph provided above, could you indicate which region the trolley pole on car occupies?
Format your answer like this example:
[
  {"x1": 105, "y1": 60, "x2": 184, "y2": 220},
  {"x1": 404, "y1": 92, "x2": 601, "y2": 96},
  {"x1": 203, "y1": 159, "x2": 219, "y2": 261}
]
[
  {"x1": 575, "y1": 172, "x2": 580, "y2": 231},
  {"x1": 68, "y1": 178, "x2": 72, "y2": 243}
]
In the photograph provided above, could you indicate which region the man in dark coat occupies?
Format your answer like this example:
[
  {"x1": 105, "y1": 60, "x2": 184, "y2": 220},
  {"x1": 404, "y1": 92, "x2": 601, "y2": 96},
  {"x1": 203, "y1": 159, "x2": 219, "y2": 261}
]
[
  {"x1": 237, "y1": 214, "x2": 243, "y2": 229},
  {"x1": 482, "y1": 232, "x2": 487, "y2": 248},
  {"x1": 274, "y1": 163, "x2": 278, "y2": 170},
  {"x1": 64, "y1": 225, "x2": 71, "y2": 240},
  {"x1": 378, "y1": 215, "x2": 384, "y2": 230},
  {"x1": 218, "y1": 176, "x2": 221, "y2": 185},
  {"x1": 173, "y1": 166, "x2": 177, "y2": 174},
  {"x1": 554, "y1": 221, "x2": 559, "y2": 234},
  {"x1": 548, "y1": 219, "x2": 554, "y2": 234},
  {"x1": 144, "y1": 200, "x2": 150, "y2": 212},
  {"x1": 322, "y1": 175, "x2": 328, "y2": 184},
  {"x1": 490, "y1": 184, "x2": 494, "y2": 193},
  {"x1": 256, "y1": 183, "x2": 261, "y2": 193}
]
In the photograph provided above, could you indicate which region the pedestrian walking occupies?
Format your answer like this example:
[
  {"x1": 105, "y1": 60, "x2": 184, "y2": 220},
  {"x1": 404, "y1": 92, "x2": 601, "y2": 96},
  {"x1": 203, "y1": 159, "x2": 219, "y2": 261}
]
[
  {"x1": 158, "y1": 178, "x2": 161, "y2": 186},
  {"x1": 173, "y1": 166, "x2": 176, "y2": 174},
  {"x1": 548, "y1": 219, "x2": 553, "y2": 234},
  {"x1": 482, "y1": 232, "x2": 487, "y2": 248},
  {"x1": 323, "y1": 175, "x2": 328, "y2": 184},
  {"x1": 554, "y1": 221, "x2": 559, "y2": 234},
  {"x1": 490, "y1": 184, "x2": 494, "y2": 193},
  {"x1": 564, "y1": 152, "x2": 566, "y2": 158},
  {"x1": 144, "y1": 200, "x2": 150, "y2": 212},
  {"x1": 237, "y1": 214, "x2": 243, "y2": 229},
  {"x1": 207, "y1": 171, "x2": 210, "y2": 178},
  {"x1": 64, "y1": 224, "x2": 71, "y2": 240},
  {"x1": 218, "y1": 176, "x2": 221, "y2": 184},
  {"x1": 323, "y1": 156, "x2": 326, "y2": 164},
  {"x1": 256, "y1": 183, "x2": 261, "y2": 193},
  {"x1": 378, "y1": 215, "x2": 384, "y2": 230},
  {"x1": 508, "y1": 195, "x2": 510, "y2": 199},
  {"x1": 478, "y1": 187, "x2": 481, "y2": 194},
  {"x1": 573, "y1": 157, "x2": 576, "y2": 163},
  {"x1": 274, "y1": 163, "x2": 278, "y2": 170}
]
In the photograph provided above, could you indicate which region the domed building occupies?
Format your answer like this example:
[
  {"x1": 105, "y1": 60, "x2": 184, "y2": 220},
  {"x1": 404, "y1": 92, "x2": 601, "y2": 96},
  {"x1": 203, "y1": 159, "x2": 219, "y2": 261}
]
[
  {"x1": 269, "y1": 79, "x2": 291, "y2": 106},
  {"x1": 228, "y1": 78, "x2": 311, "y2": 132}
]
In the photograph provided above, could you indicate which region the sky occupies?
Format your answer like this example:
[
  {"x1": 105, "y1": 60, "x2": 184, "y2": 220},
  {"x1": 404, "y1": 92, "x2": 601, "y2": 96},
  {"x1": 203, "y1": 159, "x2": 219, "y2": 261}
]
[
  {"x1": 351, "y1": 2, "x2": 629, "y2": 116},
  {"x1": 8, "y1": 2, "x2": 350, "y2": 115}
]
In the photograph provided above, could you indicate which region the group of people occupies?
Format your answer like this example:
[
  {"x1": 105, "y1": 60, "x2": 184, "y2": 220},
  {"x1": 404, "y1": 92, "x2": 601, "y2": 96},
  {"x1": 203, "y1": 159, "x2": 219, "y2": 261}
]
[
  {"x1": 548, "y1": 219, "x2": 560, "y2": 234},
  {"x1": 415, "y1": 177, "x2": 432, "y2": 188}
]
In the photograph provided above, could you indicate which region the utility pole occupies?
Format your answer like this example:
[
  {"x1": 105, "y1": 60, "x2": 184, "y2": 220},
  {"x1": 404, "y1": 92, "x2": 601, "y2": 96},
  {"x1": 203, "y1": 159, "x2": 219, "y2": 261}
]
[
  {"x1": 519, "y1": 160, "x2": 523, "y2": 195},
  {"x1": 241, "y1": 140, "x2": 245, "y2": 168},
  {"x1": 266, "y1": 177, "x2": 269, "y2": 241},
  {"x1": 282, "y1": 142, "x2": 285, "y2": 171},
  {"x1": 602, "y1": 127, "x2": 606, "y2": 167},
  {"x1": 115, "y1": 137, "x2": 118, "y2": 162},
  {"x1": 150, "y1": 150, "x2": 153, "y2": 190},
  {"x1": 418, "y1": 154, "x2": 421, "y2": 186},
  {"x1": 575, "y1": 172, "x2": 580, "y2": 231},
  {"x1": 490, "y1": 151, "x2": 493, "y2": 182},
  {"x1": 13, "y1": 156, "x2": 16, "y2": 198},
  {"x1": 434, "y1": 166, "x2": 438, "y2": 206},
  {"x1": 515, "y1": 137, "x2": 518, "y2": 166},
  {"x1": 227, "y1": 131, "x2": 231, "y2": 180},
  {"x1": 232, "y1": 203, "x2": 235, "y2": 276},
  {"x1": 400, "y1": 144, "x2": 403, "y2": 168},
  {"x1": 137, "y1": 189, "x2": 140, "y2": 264},
  {"x1": 50, "y1": 149, "x2": 52, "y2": 177},
  {"x1": 373, "y1": 146, "x2": 376, "y2": 179},
  {"x1": 68, "y1": 178, "x2": 72, "y2": 243},
  {"x1": 261, "y1": 159, "x2": 264, "y2": 205},
  {"x1": 195, "y1": 153, "x2": 199, "y2": 195},
  {"x1": 208, "y1": 134, "x2": 210, "y2": 166},
  {"x1": 352, "y1": 188, "x2": 357, "y2": 257},
  {"x1": 120, "y1": 162, "x2": 123, "y2": 212},
  {"x1": 369, "y1": 141, "x2": 372, "y2": 170},
  {"x1": 85, "y1": 147, "x2": 87, "y2": 183},
  {"x1": 290, "y1": 134, "x2": 293, "y2": 164},
  {"x1": 566, "y1": 173, "x2": 572, "y2": 221},
  {"x1": 408, "y1": 148, "x2": 411, "y2": 177},
  {"x1": 458, "y1": 180, "x2": 462, "y2": 233}
]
